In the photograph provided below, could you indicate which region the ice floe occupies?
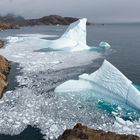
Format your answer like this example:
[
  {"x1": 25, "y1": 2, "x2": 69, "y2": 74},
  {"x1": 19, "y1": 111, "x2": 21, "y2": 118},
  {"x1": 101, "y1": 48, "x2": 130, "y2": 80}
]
[{"x1": 98, "y1": 42, "x2": 111, "y2": 49}]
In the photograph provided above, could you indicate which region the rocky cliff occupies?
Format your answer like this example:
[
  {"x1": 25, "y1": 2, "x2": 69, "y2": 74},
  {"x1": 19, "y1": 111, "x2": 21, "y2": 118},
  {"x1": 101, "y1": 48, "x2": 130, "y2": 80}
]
[
  {"x1": 58, "y1": 123, "x2": 140, "y2": 140},
  {"x1": 0, "y1": 39, "x2": 4, "y2": 48},
  {"x1": 0, "y1": 39, "x2": 11, "y2": 98}
]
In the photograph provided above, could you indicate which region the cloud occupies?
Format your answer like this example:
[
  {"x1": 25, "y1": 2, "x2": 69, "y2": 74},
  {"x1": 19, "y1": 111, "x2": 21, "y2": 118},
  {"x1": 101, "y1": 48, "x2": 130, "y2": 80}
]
[{"x1": 0, "y1": 0, "x2": 140, "y2": 22}]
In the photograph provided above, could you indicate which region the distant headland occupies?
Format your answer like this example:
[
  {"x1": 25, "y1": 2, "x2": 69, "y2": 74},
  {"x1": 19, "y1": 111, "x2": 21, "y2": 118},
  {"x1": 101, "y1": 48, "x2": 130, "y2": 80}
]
[{"x1": 0, "y1": 14, "x2": 93, "y2": 30}]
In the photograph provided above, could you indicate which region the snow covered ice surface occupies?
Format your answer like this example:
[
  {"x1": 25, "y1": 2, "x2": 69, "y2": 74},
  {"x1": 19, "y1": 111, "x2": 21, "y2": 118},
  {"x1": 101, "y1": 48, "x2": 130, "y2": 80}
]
[{"x1": 0, "y1": 18, "x2": 139, "y2": 139}]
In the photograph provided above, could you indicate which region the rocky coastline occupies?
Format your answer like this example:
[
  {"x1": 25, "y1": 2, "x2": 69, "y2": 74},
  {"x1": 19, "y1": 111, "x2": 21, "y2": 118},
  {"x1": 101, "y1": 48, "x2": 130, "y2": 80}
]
[
  {"x1": 0, "y1": 22, "x2": 19, "y2": 31},
  {"x1": 59, "y1": 123, "x2": 140, "y2": 140},
  {"x1": 0, "y1": 38, "x2": 4, "y2": 48},
  {"x1": 0, "y1": 39, "x2": 11, "y2": 98}
]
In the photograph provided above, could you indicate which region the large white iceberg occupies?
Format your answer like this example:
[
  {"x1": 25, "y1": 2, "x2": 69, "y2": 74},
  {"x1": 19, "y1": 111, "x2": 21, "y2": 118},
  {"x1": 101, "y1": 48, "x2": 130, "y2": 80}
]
[
  {"x1": 47, "y1": 18, "x2": 90, "y2": 51},
  {"x1": 55, "y1": 60, "x2": 140, "y2": 111}
]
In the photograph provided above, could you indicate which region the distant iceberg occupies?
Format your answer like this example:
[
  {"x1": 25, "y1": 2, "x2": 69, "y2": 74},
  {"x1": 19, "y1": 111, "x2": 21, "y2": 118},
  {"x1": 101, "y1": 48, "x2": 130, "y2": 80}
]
[
  {"x1": 55, "y1": 60, "x2": 140, "y2": 111},
  {"x1": 98, "y1": 42, "x2": 111, "y2": 49}
]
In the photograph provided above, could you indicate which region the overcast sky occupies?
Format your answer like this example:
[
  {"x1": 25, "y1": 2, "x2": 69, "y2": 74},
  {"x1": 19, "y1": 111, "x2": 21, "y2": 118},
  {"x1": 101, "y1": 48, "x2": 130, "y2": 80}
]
[{"x1": 0, "y1": 0, "x2": 140, "y2": 23}]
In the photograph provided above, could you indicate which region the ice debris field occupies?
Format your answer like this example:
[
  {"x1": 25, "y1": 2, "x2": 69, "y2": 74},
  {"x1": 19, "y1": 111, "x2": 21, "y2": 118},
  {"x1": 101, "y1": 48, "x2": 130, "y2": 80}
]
[{"x1": 0, "y1": 18, "x2": 140, "y2": 139}]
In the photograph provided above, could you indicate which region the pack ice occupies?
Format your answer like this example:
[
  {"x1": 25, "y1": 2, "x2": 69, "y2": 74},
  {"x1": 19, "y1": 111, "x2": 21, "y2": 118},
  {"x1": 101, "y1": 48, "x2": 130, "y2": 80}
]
[{"x1": 55, "y1": 60, "x2": 140, "y2": 111}]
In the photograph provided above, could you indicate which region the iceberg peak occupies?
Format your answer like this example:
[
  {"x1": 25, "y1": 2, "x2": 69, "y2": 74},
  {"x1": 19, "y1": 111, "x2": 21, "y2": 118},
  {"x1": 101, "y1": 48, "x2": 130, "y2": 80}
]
[
  {"x1": 46, "y1": 18, "x2": 89, "y2": 51},
  {"x1": 61, "y1": 18, "x2": 87, "y2": 44}
]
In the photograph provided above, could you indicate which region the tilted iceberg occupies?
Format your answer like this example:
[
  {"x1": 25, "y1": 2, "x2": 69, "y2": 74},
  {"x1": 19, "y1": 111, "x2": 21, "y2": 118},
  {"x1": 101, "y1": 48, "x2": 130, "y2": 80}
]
[{"x1": 55, "y1": 60, "x2": 140, "y2": 111}]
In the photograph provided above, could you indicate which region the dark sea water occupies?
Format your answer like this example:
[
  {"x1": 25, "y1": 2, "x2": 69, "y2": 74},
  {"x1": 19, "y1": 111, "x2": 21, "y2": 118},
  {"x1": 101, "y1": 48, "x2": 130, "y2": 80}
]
[{"x1": 0, "y1": 24, "x2": 140, "y2": 139}]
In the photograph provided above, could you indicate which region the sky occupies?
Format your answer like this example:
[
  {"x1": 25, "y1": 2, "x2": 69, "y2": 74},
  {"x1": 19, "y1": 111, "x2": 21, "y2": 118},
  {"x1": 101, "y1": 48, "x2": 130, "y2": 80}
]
[{"x1": 0, "y1": 0, "x2": 140, "y2": 23}]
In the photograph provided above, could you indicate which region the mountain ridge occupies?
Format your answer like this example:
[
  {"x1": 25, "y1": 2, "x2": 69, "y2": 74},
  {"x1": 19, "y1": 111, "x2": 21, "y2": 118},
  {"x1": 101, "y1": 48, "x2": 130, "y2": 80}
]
[{"x1": 0, "y1": 14, "x2": 93, "y2": 27}]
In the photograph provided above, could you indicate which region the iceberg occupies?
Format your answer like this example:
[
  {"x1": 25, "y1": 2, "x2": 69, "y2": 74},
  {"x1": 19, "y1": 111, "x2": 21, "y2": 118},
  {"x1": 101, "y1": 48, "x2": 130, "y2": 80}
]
[
  {"x1": 55, "y1": 60, "x2": 140, "y2": 111},
  {"x1": 47, "y1": 18, "x2": 90, "y2": 51},
  {"x1": 98, "y1": 42, "x2": 111, "y2": 49}
]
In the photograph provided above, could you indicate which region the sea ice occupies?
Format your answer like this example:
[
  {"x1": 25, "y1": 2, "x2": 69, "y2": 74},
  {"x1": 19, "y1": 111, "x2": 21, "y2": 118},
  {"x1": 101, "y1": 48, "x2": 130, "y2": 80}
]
[
  {"x1": 6, "y1": 34, "x2": 58, "y2": 43},
  {"x1": 6, "y1": 36, "x2": 24, "y2": 43}
]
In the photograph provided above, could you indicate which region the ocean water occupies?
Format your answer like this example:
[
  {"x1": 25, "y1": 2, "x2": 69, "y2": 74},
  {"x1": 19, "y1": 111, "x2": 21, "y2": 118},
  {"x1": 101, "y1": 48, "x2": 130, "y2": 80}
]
[{"x1": 0, "y1": 24, "x2": 140, "y2": 139}]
